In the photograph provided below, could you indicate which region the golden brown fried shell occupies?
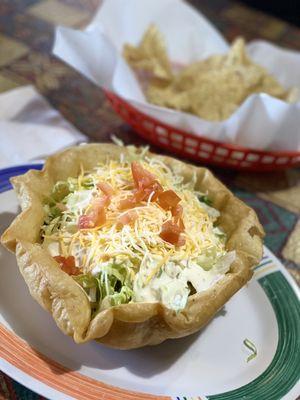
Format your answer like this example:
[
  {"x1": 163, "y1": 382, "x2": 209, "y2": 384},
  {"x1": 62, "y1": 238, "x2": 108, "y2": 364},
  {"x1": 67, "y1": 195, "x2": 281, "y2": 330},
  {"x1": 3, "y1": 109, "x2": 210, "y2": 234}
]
[{"x1": 1, "y1": 144, "x2": 264, "y2": 349}]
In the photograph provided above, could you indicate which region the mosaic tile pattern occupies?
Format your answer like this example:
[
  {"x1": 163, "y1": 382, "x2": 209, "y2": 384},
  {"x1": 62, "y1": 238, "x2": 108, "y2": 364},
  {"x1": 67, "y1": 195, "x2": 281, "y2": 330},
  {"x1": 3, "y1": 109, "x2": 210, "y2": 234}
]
[
  {"x1": 0, "y1": 0, "x2": 299, "y2": 398},
  {"x1": 27, "y1": 0, "x2": 90, "y2": 26},
  {"x1": 0, "y1": 73, "x2": 19, "y2": 92},
  {"x1": 283, "y1": 220, "x2": 300, "y2": 264},
  {"x1": 0, "y1": 33, "x2": 29, "y2": 67}
]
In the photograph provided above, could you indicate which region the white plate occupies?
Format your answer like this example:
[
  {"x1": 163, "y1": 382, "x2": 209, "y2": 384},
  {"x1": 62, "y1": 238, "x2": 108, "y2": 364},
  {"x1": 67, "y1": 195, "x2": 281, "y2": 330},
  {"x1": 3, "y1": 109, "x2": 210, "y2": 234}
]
[{"x1": 0, "y1": 164, "x2": 299, "y2": 400}]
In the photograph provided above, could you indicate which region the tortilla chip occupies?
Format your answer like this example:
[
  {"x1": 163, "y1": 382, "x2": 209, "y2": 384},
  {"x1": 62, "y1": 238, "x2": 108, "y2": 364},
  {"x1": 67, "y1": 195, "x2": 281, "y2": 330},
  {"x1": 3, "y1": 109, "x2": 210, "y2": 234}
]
[
  {"x1": 224, "y1": 37, "x2": 250, "y2": 66},
  {"x1": 1, "y1": 144, "x2": 264, "y2": 349},
  {"x1": 123, "y1": 24, "x2": 172, "y2": 81},
  {"x1": 147, "y1": 85, "x2": 191, "y2": 112},
  {"x1": 125, "y1": 29, "x2": 298, "y2": 121},
  {"x1": 286, "y1": 87, "x2": 300, "y2": 103}
]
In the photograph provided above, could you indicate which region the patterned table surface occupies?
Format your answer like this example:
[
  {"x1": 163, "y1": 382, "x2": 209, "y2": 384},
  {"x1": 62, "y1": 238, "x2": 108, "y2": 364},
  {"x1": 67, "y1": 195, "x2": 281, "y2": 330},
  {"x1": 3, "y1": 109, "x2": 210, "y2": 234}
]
[{"x1": 0, "y1": 0, "x2": 299, "y2": 399}]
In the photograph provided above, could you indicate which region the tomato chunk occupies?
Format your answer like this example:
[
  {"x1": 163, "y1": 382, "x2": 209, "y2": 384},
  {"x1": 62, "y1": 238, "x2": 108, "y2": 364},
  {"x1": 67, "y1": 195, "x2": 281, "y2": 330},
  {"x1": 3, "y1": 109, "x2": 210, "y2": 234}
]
[
  {"x1": 119, "y1": 185, "x2": 163, "y2": 211},
  {"x1": 159, "y1": 220, "x2": 185, "y2": 246},
  {"x1": 93, "y1": 195, "x2": 110, "y2": 208},
  {"x1": 131, "y1": 162, "x2": 163, "y2": 202},
  {"x1": 157, "y1": 190, "x2": 181, "y2": 210},
  {"x1": 97, "y1": 181, "x2": 114, "y2": 197},
  {"x1": 54, "y1": 255, "x2": 80, "y2": 275},
  {"x1": 78, "y1": 214, "x2": 95, "y2": 229},
  {"x1": 172, "y1": 204, "x2": 184, "y2": 231},
  {"x1": 131, "y1": 162, "x2": 157, "y2": 190},
  {"x1": 147, "y1": 182, "x2": 163, "y2": 200},
  {"x1": 118, "y1": 162, "x2": 165, "y2": 210},
  {"x1": 176, "y1": 234, "x2": 186, "y2": 247},
  {"x1": 89, "y1": 206, "x2": 106, "y2": 227},
  {"x1": 119, "y1": 195, "x2": 137, "y2": 210},
  {"x1": 177, "y1": 217, "x2": 185, "y2": 231},
  {"x1": 172, "y1": 203, "x2": 183, "y2": 218},
  {"x1": 117, "y1": 210, "x2": 138, "y2": 226},
  {"x1": 78, "y1": 196, "x2": 108, "y2": 229}
]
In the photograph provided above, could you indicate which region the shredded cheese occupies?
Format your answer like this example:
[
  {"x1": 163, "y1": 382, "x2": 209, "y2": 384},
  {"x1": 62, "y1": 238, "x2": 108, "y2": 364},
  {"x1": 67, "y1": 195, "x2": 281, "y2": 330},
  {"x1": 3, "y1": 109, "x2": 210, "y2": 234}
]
[{"x1": 43, "y1": 152, "x2": 229, "y2": 296}]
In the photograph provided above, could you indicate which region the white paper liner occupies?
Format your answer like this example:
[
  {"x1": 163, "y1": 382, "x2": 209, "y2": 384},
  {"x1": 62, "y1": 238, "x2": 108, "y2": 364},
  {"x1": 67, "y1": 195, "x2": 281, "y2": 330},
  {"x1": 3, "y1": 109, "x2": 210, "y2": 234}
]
[{"x1": 53, "y1": 0, "x2": 300, "y2": 151}]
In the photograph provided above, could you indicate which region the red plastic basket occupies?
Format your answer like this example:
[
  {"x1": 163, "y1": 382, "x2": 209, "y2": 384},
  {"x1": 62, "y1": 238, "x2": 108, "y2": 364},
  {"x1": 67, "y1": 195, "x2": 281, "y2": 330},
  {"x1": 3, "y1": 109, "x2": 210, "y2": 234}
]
[{"x1": 105, "y1": 91, "x2": 300, "y2": 171}]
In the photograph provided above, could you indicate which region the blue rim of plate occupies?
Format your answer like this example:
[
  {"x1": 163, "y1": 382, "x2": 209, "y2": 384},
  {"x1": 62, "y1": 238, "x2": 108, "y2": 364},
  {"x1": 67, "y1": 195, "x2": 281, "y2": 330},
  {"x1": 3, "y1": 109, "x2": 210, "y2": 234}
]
[
  {"x1": 0, "y1": 164, "x2": 299, "y2": 400},
  {"x1": 0, "y1": 164, "x2": 43, "y2": 193}
]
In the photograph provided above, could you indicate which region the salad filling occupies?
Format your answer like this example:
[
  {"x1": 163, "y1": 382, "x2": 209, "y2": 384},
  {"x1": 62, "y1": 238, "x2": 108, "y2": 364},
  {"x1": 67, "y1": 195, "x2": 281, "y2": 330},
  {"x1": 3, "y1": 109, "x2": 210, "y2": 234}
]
[{"x1": 41, "y1": 148, "x2": 235, "y2": 314}]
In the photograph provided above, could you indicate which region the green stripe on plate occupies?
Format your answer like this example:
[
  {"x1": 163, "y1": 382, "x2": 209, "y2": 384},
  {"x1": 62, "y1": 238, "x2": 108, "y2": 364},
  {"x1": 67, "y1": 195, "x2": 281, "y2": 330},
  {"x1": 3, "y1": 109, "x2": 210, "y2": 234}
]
[
  {"x1": 254, "y1": 259, "x2": 273, "y2": 270},
  {"x1": 206, "y1": 271, "x2": 300, "y2": 400}
]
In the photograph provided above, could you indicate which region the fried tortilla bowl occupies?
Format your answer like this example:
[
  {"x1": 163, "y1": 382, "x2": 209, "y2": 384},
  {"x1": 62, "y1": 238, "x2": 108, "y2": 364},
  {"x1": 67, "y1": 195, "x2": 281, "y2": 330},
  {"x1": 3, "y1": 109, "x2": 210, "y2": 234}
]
[{"x1": 1, "y1": 144, "x2": 264, "y2": 349}]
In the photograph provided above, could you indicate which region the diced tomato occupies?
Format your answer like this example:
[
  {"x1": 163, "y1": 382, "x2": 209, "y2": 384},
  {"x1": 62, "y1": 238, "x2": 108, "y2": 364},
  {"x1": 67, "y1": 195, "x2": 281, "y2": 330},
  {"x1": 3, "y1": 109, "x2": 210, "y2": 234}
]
[
  {"x1": 133, "y1": 186, "x2": 157, "y2": 203},
  {"x1": 157, "y1": 190, "x2": 181, "y2": 210},
  {"x1": 117, "y1": 210, "x2": 138, "y2": 226},
  {"x1": 176, "y1": 234, "x2": 186, "y2": 247},
  {"x1": 172, "y1": 203, "x2": 183, "y2": 218},
  {"x1": 78, "y1": 214, "x2": 95, "y2": 229},
  {"x1": 129, "y1": 162, "x2": 186, "y2": 246},
  {"x1": 54, "y1": 255, "x2": 81, "y2": 275},
  {"x1": 171, "y1": 205, "x2": 185, "y2": 232},
  {"x1": 132, "y1": 162, "x2": 163, "y2": 201},
  {"x1": 119, "y1": 195, "x2": 137, "y2": 210},
  {"x1": 97, "y1": 181, "x2": 114, "y2": 197},
  {"x1": 93, "y1": 195, "x2": 110, "y2": 208},
  {"x1": 148, "y1": 182, "x2": 163, "y2": 200},
  {"x1": 159, "y1": 220, "x2": 185, "y2": 247},
  {"x1": 118, "y1": 162, "x2": 164, "y2": 210},
  {"x1": 171, "y1": 203, "x2": 185, "y2": 234},
  {"x1": 118, "y1": 192, "x2": 143, "y2": 210},
  {"x1": 78, "y1": 196, "x2": 108, "y2": 229},
  {"x1": 177, "y1": 217, "x2": 185, "y2": 231},
  {"x1": 131, "y1": 162, "x2": 157, "y2": 190},
  {"x1": 119, "y1": 185, "x2": 163, "y2": 210},
  {"x1": 132, "y1": 188, "x2": 148, "y2": 203},
  {"x1": 90, "y1": 206, "x2": 106, "y2": 227}
]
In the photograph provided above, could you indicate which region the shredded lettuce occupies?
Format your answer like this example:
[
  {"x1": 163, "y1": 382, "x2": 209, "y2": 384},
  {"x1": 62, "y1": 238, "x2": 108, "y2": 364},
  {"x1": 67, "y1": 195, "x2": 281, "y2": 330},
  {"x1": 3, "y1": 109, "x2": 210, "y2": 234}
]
[
  {"x1": 126, "y1": 145, "x2": 149, "y2": 162},
  {"x1": 74, "y1": 274, "x2": 98, "y2": 289},
  {"x1": 111, "y1": 134, "x2": 124, "y2": 147},
  {"x1": 41, "y1": 180, "x2": 72, "y2": 236},
  {"x1": 40, "y1": 155, "x2": 235, "y2": 314},
  {"x1": 52, "y1": 181, "x2": 70, "y2": 201},
  {"x1": 213, "y1": 226, "x2": 226, "y2": 240},
  {"x1": 42, "y1": 198, "x2": 65, "y2": 235},
  {"x1": 67, "y1": 176, "x2": 95, "y2": 191},
  {"x1": 243, "y1": 338, "x2": 257, "y2": 362},
  {"x1": 198, "y1": 194, "x2": 213, "y2": 206},
  {"x1": 42, "y1": 216, "x2": 61, "y2": 236},
  {"x1": 101, "y1": 286, "x2": 133, "y2": 310},
  {"x1": 41, "y1": 176, "x2": 95, "y2": 237},
  {"x1": 214, "y1": 251, "x2": 236, "y2": 274},
  {"x1": 64, "y1": 189, "x2": 93, "y2": 213},
  {"x1": 110, "y1": 136, "x2": 149, "y2": 161},
  {"x1": 160, "y1": 281, "x2": 189, "y2": 312},
  {"x1": 196, "y1": 248, "x2": 222, "y2": 271},
  {"x1": 74, "y1": 260, "x2": 133, "y2": 314}
]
